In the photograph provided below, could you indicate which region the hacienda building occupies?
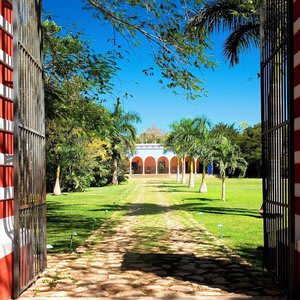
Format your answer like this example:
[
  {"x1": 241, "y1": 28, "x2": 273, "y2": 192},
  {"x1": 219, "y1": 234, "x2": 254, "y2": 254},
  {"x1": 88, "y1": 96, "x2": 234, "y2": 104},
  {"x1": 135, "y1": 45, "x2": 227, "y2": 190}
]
[{"x1": 128, "y1": 143, "x2": 213, "y2": 175}]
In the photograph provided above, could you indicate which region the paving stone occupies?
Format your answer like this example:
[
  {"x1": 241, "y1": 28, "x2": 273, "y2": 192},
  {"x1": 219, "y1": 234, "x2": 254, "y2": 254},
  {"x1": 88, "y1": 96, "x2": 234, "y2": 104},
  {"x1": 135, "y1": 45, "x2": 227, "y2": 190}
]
[
  {"x1": 115, "y1": 290, "x2": 147, "y2": 297},
  {"x1": 170, "y1": 284, "x2": 195, "y2": 293},
  {"x1": 212, "y1": 277, "x2": 229, "y2": 285},
  {"x1": 187, "y1": 275, "x2": 205, "y2": 282},
  {"x1": 231, "y1": 282, "x2": 253, "y2": 289}
]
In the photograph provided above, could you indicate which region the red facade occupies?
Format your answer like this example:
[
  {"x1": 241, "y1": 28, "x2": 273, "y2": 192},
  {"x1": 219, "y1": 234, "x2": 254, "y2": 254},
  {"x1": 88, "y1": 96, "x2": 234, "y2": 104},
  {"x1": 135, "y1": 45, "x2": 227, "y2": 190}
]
[{"x1": 0, "y1": 0, "x2": 13, "y2": 299}]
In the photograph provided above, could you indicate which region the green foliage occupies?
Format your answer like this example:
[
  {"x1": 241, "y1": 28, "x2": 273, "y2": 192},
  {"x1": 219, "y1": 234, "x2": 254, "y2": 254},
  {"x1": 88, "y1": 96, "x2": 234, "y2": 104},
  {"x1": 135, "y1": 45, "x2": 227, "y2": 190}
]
[
  {"x1": 188, "y1": 0, "x2": 260, "y2": 66},
  {"x1": 238, "y1": 124, "x2": 262, "y2": 177},
  {"x1": 213, "y1": 136, "x2": 248, "y2": 179},
  {"x1": 44, "y1": 20, "x2": 139, "y2": 192},
  {"x1": 109, "y1": 99, "x2": 141, "y2": 185},
  {"x1": 43, "y1": 20, "x2": 117, "y2": 98},
  {"x1": 211, "y1": 122, "x2": 262, "y2": 177},
  {"x1": 211, "y1": 122, "x2": 240, "y2": 145},
  {"x1": 83, "y1": 0, "x2": 216, "y2": 99}
]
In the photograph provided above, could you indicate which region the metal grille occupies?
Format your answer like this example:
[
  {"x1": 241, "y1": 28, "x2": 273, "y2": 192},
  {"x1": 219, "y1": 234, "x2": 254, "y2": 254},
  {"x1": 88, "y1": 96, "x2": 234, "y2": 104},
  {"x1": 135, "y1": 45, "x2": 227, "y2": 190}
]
[
  {"x1": 260, "y1": 0, "x2": 294, "y2": 295},
  {"x1": 13, "y1": 0, "x2": 46, "y2": 297}
]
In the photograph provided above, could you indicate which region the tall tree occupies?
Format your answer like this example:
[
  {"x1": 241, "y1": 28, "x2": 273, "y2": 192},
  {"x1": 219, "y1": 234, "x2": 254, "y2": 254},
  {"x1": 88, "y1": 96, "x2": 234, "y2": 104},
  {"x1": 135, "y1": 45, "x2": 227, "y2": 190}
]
[
  {"x1": 110, "y1": 99, "x2": 140, "y2": 185},
  {"x1": 192, "y1": 117, "x2": 213, "y2": 193},
  {"x1": 213, "y1": 137, "x2": 247, "y2": 201},
  {"x1": 172, "y1": 118, "x2": 199, "y2": 188},
  {"x1": 165, "y1": 122, "x2": 187, "y2": 183},
  {"x1": 43, "y1": 20, "x2": 116, "y2": 193},
  {"x1": 187, "y1": 0, "x2": 260, "y2": 66}
]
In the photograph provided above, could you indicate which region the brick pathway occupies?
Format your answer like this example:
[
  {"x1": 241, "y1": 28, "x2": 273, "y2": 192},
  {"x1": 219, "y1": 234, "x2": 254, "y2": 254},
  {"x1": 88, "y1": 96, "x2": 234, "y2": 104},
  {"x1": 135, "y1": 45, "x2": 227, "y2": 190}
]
[{"x1": 20, "y1": 178, "x2": 285, "y2": 299}]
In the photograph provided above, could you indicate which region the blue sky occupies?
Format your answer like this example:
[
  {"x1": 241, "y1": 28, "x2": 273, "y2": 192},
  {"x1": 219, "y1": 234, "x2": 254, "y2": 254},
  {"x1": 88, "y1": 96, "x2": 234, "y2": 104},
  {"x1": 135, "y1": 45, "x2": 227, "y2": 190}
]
[{"x1": 44, "y1": 0, "x2": 261, "y2": 134}]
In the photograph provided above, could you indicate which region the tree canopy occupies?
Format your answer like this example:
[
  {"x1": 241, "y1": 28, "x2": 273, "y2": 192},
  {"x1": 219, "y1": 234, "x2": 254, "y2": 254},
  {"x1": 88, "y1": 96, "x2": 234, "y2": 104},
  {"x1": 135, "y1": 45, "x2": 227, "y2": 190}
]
[
  {"x1": 83, "y1": 0, "x2": 216, "y2": 99},
  {"x1": 43, "y1": 20, "x2": 139, "y2": 192}
]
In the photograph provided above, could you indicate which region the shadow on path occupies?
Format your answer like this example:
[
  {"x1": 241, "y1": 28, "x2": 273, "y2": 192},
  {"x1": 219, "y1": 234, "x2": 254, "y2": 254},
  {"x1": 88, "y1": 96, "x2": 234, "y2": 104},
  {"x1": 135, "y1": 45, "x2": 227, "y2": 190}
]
[{"x1": 121, "y1": 251, "x2": 283, "y2": 297}]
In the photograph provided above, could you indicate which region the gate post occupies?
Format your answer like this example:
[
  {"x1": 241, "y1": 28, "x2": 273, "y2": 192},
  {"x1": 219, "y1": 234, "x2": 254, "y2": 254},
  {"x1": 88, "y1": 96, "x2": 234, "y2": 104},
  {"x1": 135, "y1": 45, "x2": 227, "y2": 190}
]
[{"x1": 13, "y1": 0, "x2": 46, "y2": 298}]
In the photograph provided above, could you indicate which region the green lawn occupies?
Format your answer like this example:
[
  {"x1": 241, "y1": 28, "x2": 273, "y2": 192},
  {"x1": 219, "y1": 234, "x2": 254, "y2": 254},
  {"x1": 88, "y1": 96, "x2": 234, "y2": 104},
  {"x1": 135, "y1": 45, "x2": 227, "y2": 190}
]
[
  {"x1": 161, "y1": 177, "x2": 263, "y2": 267},
  {"x1": 47, "y1": 176, "x2": 264, "y2": 268},
  {"x1": 46, "y1": 180, "x2": 137, "y2": 253}
]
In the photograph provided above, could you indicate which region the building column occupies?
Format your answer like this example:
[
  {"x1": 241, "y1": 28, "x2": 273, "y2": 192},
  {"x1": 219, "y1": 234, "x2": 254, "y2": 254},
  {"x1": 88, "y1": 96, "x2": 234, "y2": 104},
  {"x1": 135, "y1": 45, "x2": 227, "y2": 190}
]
[
  {"x1": 194, "y1": 158, "x2": 197, "y2": 174},
  {"x1": 168, "y1": 158, "x2": 171, "y2": 174},
  {"x1": 142, "y1": 159, "x2": 145, "y2": 175},
  {"x1": 129, "y1": 158, "x2": 132, "y2": 175},
  {"x1": 155, "y1": 159, "x2": 158, "y2": 175}
]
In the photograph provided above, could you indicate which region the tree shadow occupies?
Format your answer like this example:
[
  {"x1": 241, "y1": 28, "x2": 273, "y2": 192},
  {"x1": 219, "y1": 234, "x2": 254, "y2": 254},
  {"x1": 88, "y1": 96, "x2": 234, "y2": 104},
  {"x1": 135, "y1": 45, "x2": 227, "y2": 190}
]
[
  {"x1": 121, "y1": 251, "x2": 283, "y2": 297},
  {"x1": 46, "y1": 202, "x2": 121, "y2": 253}
]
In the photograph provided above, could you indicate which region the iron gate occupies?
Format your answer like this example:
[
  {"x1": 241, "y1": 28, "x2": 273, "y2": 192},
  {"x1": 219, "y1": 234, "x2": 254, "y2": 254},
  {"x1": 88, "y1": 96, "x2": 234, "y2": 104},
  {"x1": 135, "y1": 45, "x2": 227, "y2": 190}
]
[
  {"x1": 261, "y1": 0, "x2": 295, "y2": 295},
  {"x1": 13, "y1": 0, "x2": 46, "y2": 297}
]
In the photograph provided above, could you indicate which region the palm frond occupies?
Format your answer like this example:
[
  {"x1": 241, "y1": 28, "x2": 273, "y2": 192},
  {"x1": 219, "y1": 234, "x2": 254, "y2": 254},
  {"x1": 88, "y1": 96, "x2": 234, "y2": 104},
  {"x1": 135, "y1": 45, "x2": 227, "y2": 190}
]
[
  {"x1": 188, "y1": 0, "x2": 257, "y2": 34},
  {"x1": 224, "y1": 22, "x2": 260, "y2": 66}
]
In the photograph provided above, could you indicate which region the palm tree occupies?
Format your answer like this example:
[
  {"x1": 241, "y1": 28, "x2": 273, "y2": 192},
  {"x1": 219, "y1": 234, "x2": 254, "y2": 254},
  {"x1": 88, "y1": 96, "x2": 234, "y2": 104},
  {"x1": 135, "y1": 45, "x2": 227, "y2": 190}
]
[
  {"x1": 213, "y1": 136, "x2": 247, "y2": 201},
  {"x1": 188, "y1": 0, "x2": 260, "y2": 66},
  {"x1": 164, "y1": 124, "x2": 185, "y2": 182},
  {"x1": 110, "y1": 98, "x2": 140, "y2": 185},
  {"x1": 192, "y1": 117, "x2": 212, "y2": 193},
  {"x1": 173, "y1": 118, "x2": 200, "y2": 188}
]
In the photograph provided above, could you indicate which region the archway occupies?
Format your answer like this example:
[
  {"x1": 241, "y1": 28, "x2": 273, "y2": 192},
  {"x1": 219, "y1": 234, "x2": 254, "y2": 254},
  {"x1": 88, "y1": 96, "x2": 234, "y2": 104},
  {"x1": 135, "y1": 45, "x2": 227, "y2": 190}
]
[
  {"x1": 131, "y1": 156, "x2": 143, "y2": 174},
  {"x1": 144, "y1": 156, "x2": 156, "y2": 174},
  {"x1": 170, "y1": 156, "x2": 181, "y2": 174},
  {"x1": 196, "y1": 158, "x2": 202, "y2": 174},
  {"x1": 157, "y1": 156, "x2": 169, "y2": 174},
  {"x1": 185, "y1": 156, "x2": 193, "y2": 174}
]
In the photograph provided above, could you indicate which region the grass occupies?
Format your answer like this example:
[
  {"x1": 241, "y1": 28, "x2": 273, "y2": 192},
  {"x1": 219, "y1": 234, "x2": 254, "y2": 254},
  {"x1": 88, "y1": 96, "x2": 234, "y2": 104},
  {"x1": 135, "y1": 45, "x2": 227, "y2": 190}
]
[
  {"x1": 159, "y1": 176, "x2": 263, "y2": 267},
  {"x1": 46, "y1": 180, "x2": 137, "y2": 253},
  {"x1": 46, "y1": 176, "x2": 264, "y2": 268}
]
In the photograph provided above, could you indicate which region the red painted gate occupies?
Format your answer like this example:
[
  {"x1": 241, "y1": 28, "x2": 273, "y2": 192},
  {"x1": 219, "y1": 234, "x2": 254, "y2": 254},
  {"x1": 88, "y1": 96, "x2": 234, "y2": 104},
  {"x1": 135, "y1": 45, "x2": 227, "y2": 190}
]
[
  {"x1": 0, "y1": 1, "x2": 14, "y2": 299},
  {"x1": 0, "y1": 1, "x2": 45, "y2": 299}
]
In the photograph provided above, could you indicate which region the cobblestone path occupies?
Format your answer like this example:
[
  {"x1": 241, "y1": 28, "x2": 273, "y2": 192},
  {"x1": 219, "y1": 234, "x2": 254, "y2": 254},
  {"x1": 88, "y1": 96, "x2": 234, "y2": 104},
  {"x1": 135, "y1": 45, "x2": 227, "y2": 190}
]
[{"x1": 20, "y1": 178, "x2": 285, "y2": 299}]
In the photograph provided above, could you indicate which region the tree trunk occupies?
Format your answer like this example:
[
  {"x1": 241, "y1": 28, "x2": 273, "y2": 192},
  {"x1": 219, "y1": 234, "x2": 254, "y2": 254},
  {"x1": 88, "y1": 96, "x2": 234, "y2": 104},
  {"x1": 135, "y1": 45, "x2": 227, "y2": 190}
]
[
  {"x1": 112, "y1": 159, "x2": 118, "y2": 185},
  {"x1": 176, "y1": 157, "x2": 180, "y2": 182},
  {"x1": 221, "y1": 177, "x2": 226, "y2": 201},
  {"x1": 53, "y1": 165, "x2": 62, "y2": 196},
  {"x1": 200, "y1": 162, "x2": 207, "y2": 193},
  {"x1": 189, "y1": 159, "x2": 194, "y2": 188},
  {"x1": 181, "y1": 158, "x2": 186, "y2": 184}
]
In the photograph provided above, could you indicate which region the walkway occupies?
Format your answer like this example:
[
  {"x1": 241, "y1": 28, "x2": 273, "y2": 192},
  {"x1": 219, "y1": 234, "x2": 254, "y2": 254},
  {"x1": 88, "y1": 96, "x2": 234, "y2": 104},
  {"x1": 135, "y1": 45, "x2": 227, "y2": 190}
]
[{"x1": 20, "y1": 178, "x2": 284, "y2": 299}]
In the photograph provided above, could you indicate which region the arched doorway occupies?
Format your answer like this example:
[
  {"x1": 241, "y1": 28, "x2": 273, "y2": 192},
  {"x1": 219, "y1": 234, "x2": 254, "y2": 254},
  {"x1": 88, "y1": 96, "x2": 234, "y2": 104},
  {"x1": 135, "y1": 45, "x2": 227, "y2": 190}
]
[
  {"x1": 196, "y1": 158, "x2": 202, "y2": 174},
  {"x1": 157, "y1": 156, "x2": 169, "y2": 174},
  {"x1": 170, "y1": 156, "x2": 181, "y2": 174},
  {"x1": 131, "y1": 156, "x2": 143, "y2": 174},
  {"x1": 144, "y1": 156, "x2": 156, "y2": 174},
  {"x1": 185, "y1": 156, "x2": 192, "y2": 174}
]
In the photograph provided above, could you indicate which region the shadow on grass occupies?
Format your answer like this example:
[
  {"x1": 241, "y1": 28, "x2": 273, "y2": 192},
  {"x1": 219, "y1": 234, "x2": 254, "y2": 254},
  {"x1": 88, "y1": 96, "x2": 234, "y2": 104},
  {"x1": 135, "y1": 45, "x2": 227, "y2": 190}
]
[
  {"x1": 47, "y1": 202, "x2": 121, "y2": 253},
  {"x1": 82, "y1": 201, "x2": 261, "y2": 219},
  {"x1": 121, "y1": 251, "x2": 282, "y2": 297}
]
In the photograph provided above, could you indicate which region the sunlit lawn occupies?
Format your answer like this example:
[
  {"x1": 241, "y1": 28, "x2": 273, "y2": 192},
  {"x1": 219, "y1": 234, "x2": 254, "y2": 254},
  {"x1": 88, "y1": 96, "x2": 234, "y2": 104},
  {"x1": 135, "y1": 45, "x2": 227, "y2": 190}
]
[
  {"x1": 47, "y1": 176, "x2": 264, "y2": 268},
  {"x1": 46, "y1": 180, "x2": 137, "y2": 253},
  {"x1": 161, "y1": 177, "x2": 263, "y2": 267}
]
